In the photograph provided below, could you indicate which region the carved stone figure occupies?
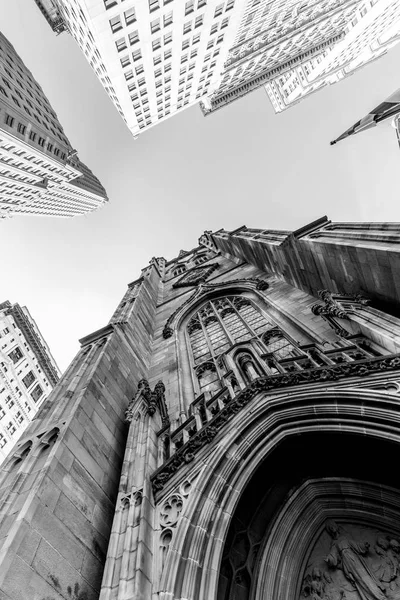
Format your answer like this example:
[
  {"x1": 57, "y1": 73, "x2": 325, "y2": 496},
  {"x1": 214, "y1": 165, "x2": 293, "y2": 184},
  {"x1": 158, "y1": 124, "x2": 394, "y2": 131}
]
[
  {"x1": 325, "y1": 520, "x2": 387, "y2": 600},
  {"x1": 374, "y1": 537, "x2": 399, "y2": 590}
]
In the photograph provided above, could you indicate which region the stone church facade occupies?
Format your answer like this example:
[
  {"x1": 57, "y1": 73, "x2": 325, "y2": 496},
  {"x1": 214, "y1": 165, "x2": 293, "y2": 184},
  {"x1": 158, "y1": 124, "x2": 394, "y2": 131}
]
[{"x1": 1, "y1": 216, "x2": 400, "y2": 600}]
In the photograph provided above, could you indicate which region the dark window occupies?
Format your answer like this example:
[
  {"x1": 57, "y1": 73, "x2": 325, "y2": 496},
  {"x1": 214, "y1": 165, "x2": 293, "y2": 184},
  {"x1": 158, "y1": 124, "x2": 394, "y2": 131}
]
[
  {"x1": 5, "y1": 114, "x2": 14, "y2": 127},
  {"x1": 8, "y1": 347, "x2": 23, "y2": 364},
  {"x1": 31, "y1": 384, "x2": 44, "y2": 403},
  {"x1": 22, "y1": 370, "x2": 36, "y2": 389}
]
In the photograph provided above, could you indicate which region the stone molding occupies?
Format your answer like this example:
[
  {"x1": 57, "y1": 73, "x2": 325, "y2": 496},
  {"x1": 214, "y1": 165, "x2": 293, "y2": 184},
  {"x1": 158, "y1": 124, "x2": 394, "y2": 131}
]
[
  {"x1": 157, "y1": 388, "x2": 400, "y2": 600},
  {"x1": 162, "y1": 277, "x2": 269, "y2": 338},
  {"x1": 151, "y1": 353, "x2": 400, "y2": 493}
]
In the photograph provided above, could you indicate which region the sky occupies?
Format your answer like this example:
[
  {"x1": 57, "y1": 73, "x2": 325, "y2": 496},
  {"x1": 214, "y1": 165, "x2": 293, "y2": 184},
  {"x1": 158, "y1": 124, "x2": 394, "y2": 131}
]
[{"x1": 1, "y1": 0, "x2": 400, "y2": 372}]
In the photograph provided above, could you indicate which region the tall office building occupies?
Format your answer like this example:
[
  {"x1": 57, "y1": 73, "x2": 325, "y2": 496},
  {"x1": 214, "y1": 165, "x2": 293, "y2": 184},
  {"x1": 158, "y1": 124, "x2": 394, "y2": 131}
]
[
  {"x1": 35, "y1": 0, "x2": 400, "y2": 134},
  {"x1": 0, "y1": 301, "x2": 60, "y2": 464},
  {"x1": 0, "y1": 31, "x2": 108, "y2": 218},
  {"x1": 1, "y1": 217, "x2": 400, "y2": 599}
]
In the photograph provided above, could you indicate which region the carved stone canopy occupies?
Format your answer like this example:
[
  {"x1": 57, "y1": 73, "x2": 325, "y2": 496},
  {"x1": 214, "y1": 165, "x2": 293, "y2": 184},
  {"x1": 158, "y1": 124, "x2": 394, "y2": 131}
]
[{"x1": 126, "y1": 379, "x2": 169, "y2": 427}]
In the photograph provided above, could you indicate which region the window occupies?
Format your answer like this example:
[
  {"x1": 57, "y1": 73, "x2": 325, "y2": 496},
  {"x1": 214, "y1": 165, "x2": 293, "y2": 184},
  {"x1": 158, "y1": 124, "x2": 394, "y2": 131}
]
[
  {"x1": 6, "y1": 422, "x2": 16, "y2": 436},
  {"x1": 129, "y1": 30, "x2": 139, "y2": 45},
  {"x1": 109, "y1": 15, "x2": 122, "y2": 33},
  {"x1": 214, "y1": 3, "x2": 224, "y2": 16},
  {"x1": 151, "y1": 18, "x2": 161, "y2": 33},
  {"x1": 164, "y1": 32, "x2": 172, "y2": 44},
  {"x1": 124, "y1": 7, "x2": 136, "y2": 25},
  {"x1": 187, "y1": 296, "x2": 273, "y2": 392},
  {"x1": 193, "y1": 33, "x2": 201, "y2": 44},
  {"x1": 164, "y1": 11, "x2": 173, "y2": 26},
  {"x1": 5, "y1": 114, "x2": 14, "y2": 127},
  {"x1": 38, "y1": 137, "x2": 45, "y2": 147},
  {"x1": 47, "y1": 143, "x2": 53, "y2": 152},
  {"x1": 153, "y1": 38, "x2": 161, "y2": 51},
  {"x1": 221, "y1": 16, "x2": 229, "y2": 28},
  {"x1": 31, "y1": 384, "x2": 44, "y2": 403},
  {"x1": 29, "y1": 131, "x2": 36, "y2": 142},
  {"x1": 185, "y1": 0, "x2": 194, "y2": 14},
  {"x1": 0, "y1": 434, "x2": 6, "y2": 449},
  {"x1": 132, "y1": 49, "x2": 142, "y2": 61},
  {"x1": 135, "y1": 64, "x2": 144, "y2": 75},
  {"x1": 195, "y1": 14, "x2": 204, "y2": 27},
  {"x1": 149, "y1": 0, "x2": 160, "y2": 11},
  {"x1": 8, "y1": 347, "x2": 23, "y2": 364},
  {"x1": 116, "y1": 37, "x2": 127, "y2": 52},
  {"x1": 17, "y1": 123, "x2": 26, "y2": 135},
  {"x1": 121, "y1": 55, "x2": 131, "y2": 68},
  {"x1": 104, "y1": 0, "x2": 117, "y2": 8}
]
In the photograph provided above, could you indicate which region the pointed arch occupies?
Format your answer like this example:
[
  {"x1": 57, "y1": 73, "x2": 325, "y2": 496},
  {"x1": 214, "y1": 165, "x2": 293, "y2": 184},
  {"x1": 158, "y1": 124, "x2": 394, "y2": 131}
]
[{"x1": 157, "y1": 387, "x2": 400, "y2": 600}]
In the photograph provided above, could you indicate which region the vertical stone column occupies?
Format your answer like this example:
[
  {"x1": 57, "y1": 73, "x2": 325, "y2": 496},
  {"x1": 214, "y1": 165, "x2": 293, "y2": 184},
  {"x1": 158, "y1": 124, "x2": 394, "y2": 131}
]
[
  {"x1": 100, "y1": 380, "x2": 162, "y2": 600},
  {"x1": 0, "y1": 261, "x2": 163, "y2": 600}
]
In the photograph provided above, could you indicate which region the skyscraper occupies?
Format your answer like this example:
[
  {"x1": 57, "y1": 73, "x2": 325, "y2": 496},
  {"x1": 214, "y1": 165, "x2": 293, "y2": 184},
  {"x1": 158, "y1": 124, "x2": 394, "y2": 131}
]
[
  {"x1": 0, "y1": 31, "x2": 108, "y2": 218},
  {"x1": 35, "y1": 0, "x2": 400, "y2": 135},
  {"x1": 0, "y1": 301, "x2": 60, "y2": 464},
  {"x1": 0, "y1": 217, "x2": 400, "y2": 599}
]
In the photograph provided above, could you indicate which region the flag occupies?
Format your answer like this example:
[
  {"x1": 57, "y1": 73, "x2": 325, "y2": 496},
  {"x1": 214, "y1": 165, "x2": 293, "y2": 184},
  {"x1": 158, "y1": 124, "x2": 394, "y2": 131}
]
[{"x1": 330, "y1": 87, "x2": 400, "y2": 145}]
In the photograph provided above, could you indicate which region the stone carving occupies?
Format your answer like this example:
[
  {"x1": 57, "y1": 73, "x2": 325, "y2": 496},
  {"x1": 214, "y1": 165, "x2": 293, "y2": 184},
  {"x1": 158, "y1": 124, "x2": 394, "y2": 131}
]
[
  {"x1": 162, "y1": 278, "x2": 269, "y2": 338},
  {"x1": 311, "y1": 290, "x2": 370, "y2": 339},
  {"x1": 126, "y1": 379, "x2": 170, "y2": 427},
  {"x1": 160, "y1": 493, "x2": 184, "y2": 528},
  {"x1": 173, "y1": 263, "x2": 220, "y2": 288},
  {"x1": 151, "y1": 354, "x2": 400, "y2": 493},
  {"x1": 300, "y1": 520, "x2": 400, "y2": 600}
]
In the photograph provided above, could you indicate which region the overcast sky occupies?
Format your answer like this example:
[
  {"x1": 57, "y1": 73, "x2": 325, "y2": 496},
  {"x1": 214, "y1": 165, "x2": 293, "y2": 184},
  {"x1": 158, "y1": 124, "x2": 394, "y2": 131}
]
[{"x1": 1, "y1": 0, "x2": 400, "y2": 372}]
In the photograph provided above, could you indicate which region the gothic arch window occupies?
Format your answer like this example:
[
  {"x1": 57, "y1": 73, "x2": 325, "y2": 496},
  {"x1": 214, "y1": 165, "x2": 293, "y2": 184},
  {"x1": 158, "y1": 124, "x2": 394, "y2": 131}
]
[
  {"x1": 262, "y1": 328, "x2": 298, "y2": 360},
  {"x1": 186, "y1": 295, "x2": 273, "y2": 394}
]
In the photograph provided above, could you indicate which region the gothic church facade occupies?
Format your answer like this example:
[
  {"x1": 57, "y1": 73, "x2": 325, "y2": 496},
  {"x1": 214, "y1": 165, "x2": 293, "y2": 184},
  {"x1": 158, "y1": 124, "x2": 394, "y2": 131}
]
[{"x1": 1, "y1": 216, "x2": 400, "y2": 600}]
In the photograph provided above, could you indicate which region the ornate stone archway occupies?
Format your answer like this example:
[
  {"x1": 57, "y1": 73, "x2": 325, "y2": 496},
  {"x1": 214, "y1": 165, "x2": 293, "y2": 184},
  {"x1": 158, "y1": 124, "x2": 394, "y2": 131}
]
[{"x1": 157, "y1": 388, "x2": 400, "y2": 600}]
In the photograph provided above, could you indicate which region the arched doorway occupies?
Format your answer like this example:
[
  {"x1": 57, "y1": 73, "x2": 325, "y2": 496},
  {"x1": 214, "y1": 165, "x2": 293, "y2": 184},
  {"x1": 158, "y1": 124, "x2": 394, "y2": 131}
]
[{"x1": 218, "y1": 432, "x2": 400, "y2": 600}]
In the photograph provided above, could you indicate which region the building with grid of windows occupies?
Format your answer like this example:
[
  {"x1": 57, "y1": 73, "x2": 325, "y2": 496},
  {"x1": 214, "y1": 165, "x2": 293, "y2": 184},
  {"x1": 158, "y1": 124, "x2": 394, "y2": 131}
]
[
  {"x1": 0, "y1": 31, "x2": 108, "y2": 218},
  {"x1": 0, "y1": 301, "x2": 60, "y2": 464},
  {"x1": 35, "y1": 0, "x2": 400, "y2": 134},
  {"x1": 1, "y1": 217, "x2": 400, "y2": 599}
]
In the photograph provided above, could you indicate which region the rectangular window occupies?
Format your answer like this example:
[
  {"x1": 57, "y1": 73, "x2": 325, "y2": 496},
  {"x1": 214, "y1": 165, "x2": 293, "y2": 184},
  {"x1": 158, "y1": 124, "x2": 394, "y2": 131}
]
[
  {"x1": 8, "y1": 347, "x2": 23, "y2": 364},
  {"x1": 6, "y1": 422, "x2": 16, "y2": 435},
  {"x1": 214, "y1": 3, "x2": 224, "y2": 16},
  {"x1": 164, "y1": 32, "x2": 172, "y2": 44},
  {"x1": 29, "y1": 131, "x2": 36, "y2": 142},
  {"x1": 135, "y1": 64, "x2": 144, "y2": 75},
  {"x1": 47, "y1": 143, "x2": 53, "y2": 152},
  {"x1": 192, "y1": 33, "x2": 201, "y2": 44},
  {"x1": 132, "y1": 49, "x2": 142, "y2": 61},
  {"x1": 154, "y1": 54, "x2": 162, "y2": 65},
  {"x1": 149, "y1": 0, "x2": 160, "y2": 11},
  {"x1": 198, "y1": 0, "x2": 206, "y2": 7},
  {"x1": 17, "y1": 123, "x2": 26, "y2": 135},
  {"x1": 164, "y1": 49, "x2": 172, "y2": 60},
  {"x1": 183, "y1": 21, "x2": 192, "y2": 34},
  {"x1": 109, "y1": 15, "x2": 122, "y2": 33},
  {"x1": 104, "y1": 0, "x2": 117, "y2": 8},
  {"x1": 128, "y1": 30, "x2": 139, "y2": 45},
  {"x1": 210, "y1": 23, "x2": 218, "y2": 34},
  {"x1": 182, "y1": 39, "x2": 190, "y2": 50},
  {"x1": 124, "y1": 7, "x2": 136, "y2": 25},
  {"x1": 121, "y1": 55, "x2": 131, "y2": 68},
  {"x1": 116, "y1": 37, "x2": 127, "y2": 52},
  {"x1": 31, "y1": 384, "x2": 43, "y2": 403},
  {"x1": 5, "y1": 114, "x2": 14, "y2": 127},
  {"x1": 151, "y1": 18, "x2": 161, "y2": 33},
  {"x1": 152, "y1": 38, "x2": 161, "y2": 51},
  {"x1": 38, "y1": 137, "x2": 45, "y2": 147},
  {"x1": 0, "y1": 434, "x2": 6, "y2": 449},
  {"x1": 221, "y1": 17, "x2": 229, "y2": 28},
  {"x1": 124, "y1": 70, "x2": 134, "y2": 81},
  {"x1": 164, "y1": 11, "x2": 173, "y2": 26},
  {"x1": 226, "y1": 0, "x2": 234, "y2": 9},
  {"x1": 185, "y1": 0, "x2": 194, "y2": 14},
  {"x1": 195, "y1": 15, "x2": 203, "y2": 27}
]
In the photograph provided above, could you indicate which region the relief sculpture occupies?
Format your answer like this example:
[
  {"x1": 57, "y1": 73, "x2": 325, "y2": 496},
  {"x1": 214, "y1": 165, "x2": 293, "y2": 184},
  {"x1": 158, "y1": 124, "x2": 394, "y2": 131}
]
[{"x1": 300, "y1": 521, "x2": 400, "y2": 600}]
